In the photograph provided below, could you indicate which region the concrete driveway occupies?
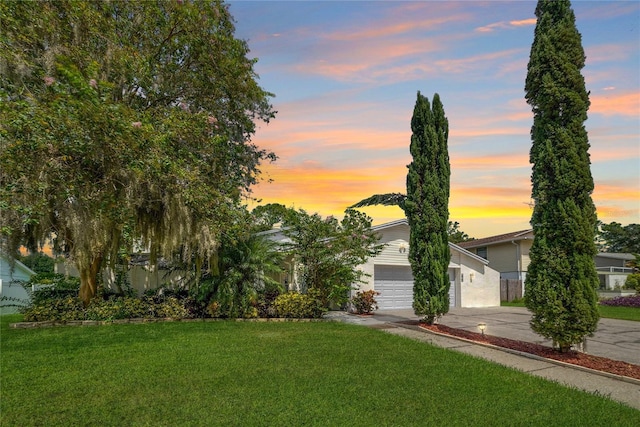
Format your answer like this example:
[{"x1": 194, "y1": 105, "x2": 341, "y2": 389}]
[{"x1": 374, "y1": 306, "x2": 640, "y2": 366}]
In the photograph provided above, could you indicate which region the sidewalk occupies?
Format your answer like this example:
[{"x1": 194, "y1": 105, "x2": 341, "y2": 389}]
[{"x1": 325, "y1": 307, "x2": 640, "y2": 411}]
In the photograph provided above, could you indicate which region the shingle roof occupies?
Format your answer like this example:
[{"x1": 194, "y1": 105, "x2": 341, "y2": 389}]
[{"x1": 457, "y1": 229, "x2": 533, "y2": 249}]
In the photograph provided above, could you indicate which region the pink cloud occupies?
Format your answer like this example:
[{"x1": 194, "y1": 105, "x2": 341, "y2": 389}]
[{"x1": 590, "y1": 92, "x2": 640, "y2": 117}]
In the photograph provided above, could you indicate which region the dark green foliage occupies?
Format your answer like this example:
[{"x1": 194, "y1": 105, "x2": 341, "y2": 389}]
[
  {"x1": 0, "y1": 1, "x2": 276, "y2": 305},
  {"x1": 524, "y1": 0, "x2": 599, "y2": 350},
  {"x1": 26, "y1": 273, "x2": 80, "y2": 304},
  {"x1": 192, "y1": 229, "x2": 284, "y2": 319},
  {"x1": 251, "y1": 203, "x2": 290, "y2": 232},
  {"x1": 349, "y1": 193, "x2": 408, "y2": 210},
  {"x1": 349, "y1": 193, "x2": 472, "y2": 243},
  {"x1": 448, "y1": 221, "x2": 473, "y2": 244},
  {"x1": 405, "y1": 92, "x2": 451, "y2": 323},
  {"x1": 597, "y1": 222, "x2": 640, "y2": 253},
  {"x1": 624, "y1": 273, "x2": 640, "y2": 293},
  {"x1": 281, "y1": 208, "x2": 384, "y2": 307},
  {"x1": 18, "y1": 252, "x2": 55, "y2": 274}
]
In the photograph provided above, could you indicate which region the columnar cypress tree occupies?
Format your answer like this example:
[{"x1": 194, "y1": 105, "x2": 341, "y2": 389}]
[
  {"x1": 524, "y1": 0, "x2": 599, "y2": 351},
  {"x1": 405, "y1": 92, "x2": 450, "y2": 324}
]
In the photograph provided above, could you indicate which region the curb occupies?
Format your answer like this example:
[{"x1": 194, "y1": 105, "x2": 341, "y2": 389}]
[
  {"x1": 9, "y1": 317, "x2": 328, "y2": 329},
  {"x1": 413, "y1": 324, "x2": 640, "y2": 386}
]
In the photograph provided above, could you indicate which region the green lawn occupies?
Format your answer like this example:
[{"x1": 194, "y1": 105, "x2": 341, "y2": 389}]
[
  {"x1": 1, "y1": 315, "x2": 637, "y2": 426},
  {"x1": 501, "y1": 301, "x2": 640, "y2": 322}
]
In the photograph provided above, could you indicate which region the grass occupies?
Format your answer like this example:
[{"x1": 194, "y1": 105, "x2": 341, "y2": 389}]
[
  {"x1": 598, "y1": 305, "x2": 640, "y2": 322},
  {"x1": 501, "y1": 300, "x2": 640, "y2": 322},
  {"x1": 1, "y1": 315, "x2": 638, "y2": 426}
]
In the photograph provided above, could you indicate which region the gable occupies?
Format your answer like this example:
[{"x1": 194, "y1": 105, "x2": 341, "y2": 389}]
[{"x1": 0, "y1": 255, "x2": 36, "y2": 283}]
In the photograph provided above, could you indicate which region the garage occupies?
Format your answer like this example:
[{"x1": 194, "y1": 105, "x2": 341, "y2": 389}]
[{"x1": 374, "y1": 265, "x2": 457, "y2": 310}]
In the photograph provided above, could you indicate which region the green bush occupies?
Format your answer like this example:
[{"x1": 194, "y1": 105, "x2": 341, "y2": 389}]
[
  {"x1": 85, "y1": 297, "x2": 150, "y2": 321},
  {"x1": 273, "y1": 291, "x2": 326, "y2": 319},
  {"x1": 22, "y1": 297, "x2": 85, "y2": 322},
  {"x1": 624, "y1": 273, "x2": 640, "y2": 293},
  {"x1": 28, "y1": 273, "x2": 80, "y2": 304},
  {"x1": 154, "y1": 296, "x2": 190, "y2": 319}
]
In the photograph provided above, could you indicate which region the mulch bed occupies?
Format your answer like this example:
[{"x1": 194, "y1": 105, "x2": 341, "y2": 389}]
[{"x1": 419, "y1": 323, "x2": 640, "y2": 381}]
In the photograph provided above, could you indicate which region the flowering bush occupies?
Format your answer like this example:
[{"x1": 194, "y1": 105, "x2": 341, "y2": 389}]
[
  {"x1": 350, "y1": 290, "x2": 379, "y2": 314},
  {"x1": 599, "y1": 294, "x2": 640, "y2": 308}
]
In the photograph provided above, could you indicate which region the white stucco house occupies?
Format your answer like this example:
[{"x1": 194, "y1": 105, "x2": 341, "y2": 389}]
[
  {"x1": 356, "y1": 219, "x2": 500, "y2": 309},
  {"x1": 262, "y1": 219, "x2": 501, "y2": 309},
  {"x1": 0, "y1": 254, "x2": 36, "y2": 314}
]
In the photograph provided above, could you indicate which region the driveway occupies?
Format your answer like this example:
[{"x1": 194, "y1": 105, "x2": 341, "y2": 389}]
[{"x1": 374, "y1": 306, "x2": 640, "y2": 366}]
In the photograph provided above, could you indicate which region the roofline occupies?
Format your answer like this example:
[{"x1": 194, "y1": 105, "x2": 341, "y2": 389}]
[
  {"x1": 371, "y1": 219, "x2": 489, "y2": 266},
  {"x1": 0, "y1": 254, "x2": 37, "y2": 276},
  {"x1": 459, "y1": 229, "x2": 533, "y2": 248},
  {"x1": 449, "y1": 242, "x2": 490, "y2": 265},
  {"x1": 372, "y1": 218, "x2": 408, "y2": 231}
]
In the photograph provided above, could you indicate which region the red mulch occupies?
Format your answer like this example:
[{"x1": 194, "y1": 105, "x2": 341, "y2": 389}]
[{"x1": 419, "y1": 323, "x2": 640, "y2": 381}]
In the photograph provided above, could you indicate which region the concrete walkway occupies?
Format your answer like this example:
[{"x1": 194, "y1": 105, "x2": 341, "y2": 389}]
[{"x1": 325, "y1": 306, "x2": 640, "y2": 411}]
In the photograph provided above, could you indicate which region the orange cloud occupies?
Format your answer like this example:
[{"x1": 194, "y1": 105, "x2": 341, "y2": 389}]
[
  {"x1": 451, "y1": 152, "x2": 529, "y2": 170},
  {"x1": 590, "y1": 92, "x2": 640, "y2": 117}
]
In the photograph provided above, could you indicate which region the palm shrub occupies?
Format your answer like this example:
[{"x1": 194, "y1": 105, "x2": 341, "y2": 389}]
[{"x1": 195, "y1": 230, "x2": 283, "y2": 318}]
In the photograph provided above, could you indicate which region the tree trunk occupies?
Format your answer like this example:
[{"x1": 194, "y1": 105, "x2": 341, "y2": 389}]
[{"x1": 78, "y1": 255, "x2": 103, "y2": 307}]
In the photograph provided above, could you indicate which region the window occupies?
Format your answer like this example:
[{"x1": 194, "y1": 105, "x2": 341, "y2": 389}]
[{"x1": 476, "y1": 246, "x2": 488, "y2": 260}]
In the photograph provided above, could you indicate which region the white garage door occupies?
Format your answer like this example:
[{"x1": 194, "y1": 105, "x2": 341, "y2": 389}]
[
  {"x1": 374, "y1": 265, "x2": 414, "y2": 309},
  {"x1": 374, "y1": 265, "x2": 457, "y2": 309}
]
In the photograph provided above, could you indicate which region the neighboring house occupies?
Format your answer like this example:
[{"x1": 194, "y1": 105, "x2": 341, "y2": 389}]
[
  {"x1": 459, "y1": 230, "x2": 635, "y2": 291},
  {"x1": 595, "y1": 253, "x2": 635, "y2": 290},
  {"x1": 262, "y1": 219, "x2": 501, "y2": 309},
  {"x1": 458, "y1": 229, "x2": 533, "y2": 283},
  {"x1": 0, "y1": 254, "x2": 36, "y2": 314}
]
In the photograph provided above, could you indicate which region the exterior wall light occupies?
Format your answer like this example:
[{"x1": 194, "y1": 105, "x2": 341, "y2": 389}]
[
  {"x1": 399, "y1": 243, "x2": 407, "y2": 254},
  {"x1": 469, "y1": 272, "x2": 475, "y2": 282}
]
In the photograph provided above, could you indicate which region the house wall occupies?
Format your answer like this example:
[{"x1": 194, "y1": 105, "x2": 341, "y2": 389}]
[
  {"x1": 595, "y1": 255, "x2": 630, "y2": 269},
  {"x1": 0, "y1": 257, "x2": 35, "y2": 313},
  {"x1": 357, "y1": 223, "x2": 411, "y2": 293},
  {"x1": 599, "y1": 272, "x2": 630, "y2": 290},
  {"x1": 357, "y1": 223, "x2": 500, "y2": 308},
  {"x1": 459, "y1": 258, "x2": 500, "y2": 307}
]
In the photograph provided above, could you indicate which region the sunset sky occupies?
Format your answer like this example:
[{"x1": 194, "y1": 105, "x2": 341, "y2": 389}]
[{"x1": 229, "y1": 0, "x2": 640, "y2": 239}]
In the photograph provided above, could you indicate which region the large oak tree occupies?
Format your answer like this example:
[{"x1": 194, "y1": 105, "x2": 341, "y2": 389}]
[{"x1": 0, "y1": 1, "x2": 275, "y2": 305}]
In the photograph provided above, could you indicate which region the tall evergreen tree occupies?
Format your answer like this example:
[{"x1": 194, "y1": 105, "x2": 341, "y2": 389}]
[
  {"x1": 524, "y1": 0, "x2": 599, "y2": 351},
  {"x1": 405, "y1": 92, "x2": 450, "y2": 324}
]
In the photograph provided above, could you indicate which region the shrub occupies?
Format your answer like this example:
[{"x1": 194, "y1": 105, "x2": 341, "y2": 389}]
[
  {"x1": 28, "y1": 273, "x2": 80, "y2": 304},
  {"x1": 624, "y1": 273, "x2": 640, "y2": 293},
  {"x1": 351, "y1": 290, "x2": 379, "y2": 314},
  {"x1": 151, "y1": 296, "x2": 188, "y2": 319},
  {"x1": 22, "y1": 297, "x2": 85, "y2": 322},
  {"x1": 85, "y1": 297, "x2": 151, "y2": 321},
  {"x1": 599, "y1": 295, "x2": 640, "y2": 308},
  {"x1": 273, "y1": 291, "x2": 326, "y2": 319}
]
